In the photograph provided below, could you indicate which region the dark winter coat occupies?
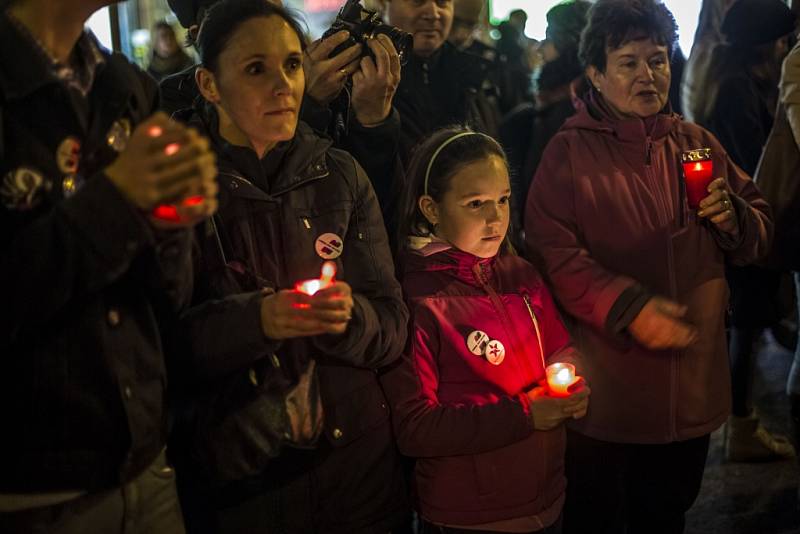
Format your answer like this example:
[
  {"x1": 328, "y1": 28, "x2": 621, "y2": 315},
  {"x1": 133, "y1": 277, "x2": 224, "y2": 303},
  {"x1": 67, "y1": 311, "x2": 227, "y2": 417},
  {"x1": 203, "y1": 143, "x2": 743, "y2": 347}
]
[
  {"x1": 0, "y1": 19, "x2": 192, "y2": 492},
  {"x1": 393, "y1": 42, "x2": 501, "y2": 162},
  {"x1": 381, "y1": 243, "x2": 578, "y2": 528},
  {"x1": 174, "y1": 104, "x2": 409, "y2": 533},
  {"x1": 526, "y1": 92, "x2": 772, "y2": 444}
]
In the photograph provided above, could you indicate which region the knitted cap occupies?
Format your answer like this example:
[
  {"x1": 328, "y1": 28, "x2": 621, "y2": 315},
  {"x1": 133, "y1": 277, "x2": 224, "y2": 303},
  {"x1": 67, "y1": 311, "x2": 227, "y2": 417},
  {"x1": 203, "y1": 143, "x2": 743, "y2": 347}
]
[{"x1": 721, "y1": 0, "x2": 796, "y2": 46}]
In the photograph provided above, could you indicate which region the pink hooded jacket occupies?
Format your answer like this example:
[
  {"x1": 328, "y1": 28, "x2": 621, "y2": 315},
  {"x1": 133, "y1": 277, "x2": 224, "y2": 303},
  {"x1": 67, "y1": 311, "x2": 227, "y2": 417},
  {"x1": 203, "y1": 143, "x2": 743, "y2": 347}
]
[{"x1": 381, "y1": 243, "x2": 579, "y2": 527}]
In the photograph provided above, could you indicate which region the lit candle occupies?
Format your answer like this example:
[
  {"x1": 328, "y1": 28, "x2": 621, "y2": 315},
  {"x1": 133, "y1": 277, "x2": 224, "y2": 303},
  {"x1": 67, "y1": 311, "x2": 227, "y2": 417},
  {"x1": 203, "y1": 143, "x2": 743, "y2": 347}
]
[
  {"x1": 151, "y1": 195, "x2": 206, "y2": 223},
  {"x1": 546, "y1": 362, "x2": 577, "y2": 397},
  {"x1": 681, "y1": 148, "x2": 714, "y2": 210},
  {"x1": 296, "y1": 261, "x2": 337, "y2": 296}
]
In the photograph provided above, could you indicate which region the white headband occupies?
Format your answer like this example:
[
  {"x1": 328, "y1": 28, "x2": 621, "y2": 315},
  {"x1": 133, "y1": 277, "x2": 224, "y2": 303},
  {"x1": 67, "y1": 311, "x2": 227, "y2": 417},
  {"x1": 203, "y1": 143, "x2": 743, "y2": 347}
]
[{"x1": 423, "y1": 131, "x2": 490, "y2": 197}]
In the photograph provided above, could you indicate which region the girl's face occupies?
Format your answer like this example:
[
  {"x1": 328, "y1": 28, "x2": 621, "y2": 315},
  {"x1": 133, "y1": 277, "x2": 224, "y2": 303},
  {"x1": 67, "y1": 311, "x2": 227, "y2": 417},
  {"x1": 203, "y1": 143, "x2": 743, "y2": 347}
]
[
  {"x1": 421, "y1": 155, "x2": 511, "y2": 258},
  {"x1": 197, "y1": 16, "x2": 305, "y2": 155}
]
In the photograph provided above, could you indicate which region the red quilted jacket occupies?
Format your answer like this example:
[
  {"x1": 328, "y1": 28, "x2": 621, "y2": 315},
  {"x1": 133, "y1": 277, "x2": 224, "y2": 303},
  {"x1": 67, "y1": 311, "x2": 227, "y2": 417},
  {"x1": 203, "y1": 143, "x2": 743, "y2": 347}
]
[{"x1": 381, "y1": 243, "x2": 579, "y2": 527}]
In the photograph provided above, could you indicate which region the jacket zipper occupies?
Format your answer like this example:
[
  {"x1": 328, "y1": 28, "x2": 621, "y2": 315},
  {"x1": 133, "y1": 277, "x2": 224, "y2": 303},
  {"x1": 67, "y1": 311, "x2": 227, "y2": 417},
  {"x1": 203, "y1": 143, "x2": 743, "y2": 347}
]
[
  {"x1": 472, "y1": 263, "x2": 535, "y2": 379},
  {"x1": 645, "y1": 129, "x2": 680, "y2": 441},
  {"x1": 522, "y1": 293, "x2": 546, "y2": 371}
]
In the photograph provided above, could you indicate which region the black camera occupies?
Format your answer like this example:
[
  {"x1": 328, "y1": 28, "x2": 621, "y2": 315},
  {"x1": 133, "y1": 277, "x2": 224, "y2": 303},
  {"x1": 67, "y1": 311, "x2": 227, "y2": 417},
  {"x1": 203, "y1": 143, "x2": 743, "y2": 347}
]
[{"x1": 322, "y1": 0, "x2": 413, "y2": 65}]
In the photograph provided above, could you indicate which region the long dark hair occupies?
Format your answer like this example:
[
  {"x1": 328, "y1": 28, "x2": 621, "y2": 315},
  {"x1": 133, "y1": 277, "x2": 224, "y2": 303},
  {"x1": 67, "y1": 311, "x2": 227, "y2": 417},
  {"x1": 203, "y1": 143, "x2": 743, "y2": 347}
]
[
  {"x1": 395, "y1": 126, "x2": 509, "y2": 260},
  {"x1": 196, "y1": 0, "x2": 307, "y2": 73}
]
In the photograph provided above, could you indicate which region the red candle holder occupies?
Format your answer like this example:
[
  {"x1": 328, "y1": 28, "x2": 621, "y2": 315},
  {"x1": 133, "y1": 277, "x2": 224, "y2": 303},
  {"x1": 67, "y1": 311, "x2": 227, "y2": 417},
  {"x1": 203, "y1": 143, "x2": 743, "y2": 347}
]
[
  {"x1": 151, "y1": 195, "x2": 205, "y2": 223},
  {"x1": 296, "y1": 262, "x2": 337, "y2": 296},
  {"x1": 681, "y1": 148, "x2": 713, "y2": 210}
]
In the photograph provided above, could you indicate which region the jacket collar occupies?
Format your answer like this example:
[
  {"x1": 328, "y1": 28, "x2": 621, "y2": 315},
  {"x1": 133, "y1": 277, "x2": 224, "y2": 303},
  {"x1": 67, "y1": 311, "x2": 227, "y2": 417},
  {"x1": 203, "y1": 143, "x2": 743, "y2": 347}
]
[
  {"x1": 0, "y1": 11, "x2": 105, "y2": 100},
  {"x1": 562, "y1": 87, "x2": 679, "y2": 143},
  {"x1": 404, "y1": 240, "x2": 497, "y2": 287},
  {"x1": 193, "y1": 105, "x2": 333, "y2": 198}
]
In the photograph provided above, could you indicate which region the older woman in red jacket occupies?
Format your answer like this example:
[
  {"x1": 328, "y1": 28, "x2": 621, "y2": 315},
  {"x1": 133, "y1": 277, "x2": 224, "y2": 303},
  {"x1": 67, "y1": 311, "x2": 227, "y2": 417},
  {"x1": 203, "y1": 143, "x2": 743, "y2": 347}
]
[{"x1": 525, "y1": 1, "x2": 772, "y2": 533}]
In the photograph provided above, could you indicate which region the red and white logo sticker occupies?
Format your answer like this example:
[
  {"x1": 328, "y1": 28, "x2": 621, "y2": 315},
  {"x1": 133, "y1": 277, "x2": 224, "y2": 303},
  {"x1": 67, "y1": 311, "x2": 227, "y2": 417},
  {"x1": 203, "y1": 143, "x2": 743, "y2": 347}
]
[
  {"x1": 485, "y1": 340, "x2": 505, "y2": 365},
  {"x1": 315, "y1": 232, "x2": 344, "y2": 259},
  {"x1": 466, "y1": 330, "x2": 490, "y2": 356}
]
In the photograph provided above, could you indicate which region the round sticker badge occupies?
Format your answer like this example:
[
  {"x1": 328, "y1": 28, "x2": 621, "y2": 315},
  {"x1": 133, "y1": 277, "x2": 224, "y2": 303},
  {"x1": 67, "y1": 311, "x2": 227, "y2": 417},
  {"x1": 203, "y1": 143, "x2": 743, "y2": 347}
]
[
  {"x1": 56, "y1": 136, "x2": 81, "y2": 175},
  {"x1": 0, "y1": 166, "x2": 47, "y2": 210},
  {"x1": 466, "y1": 330, "x2": 490, "y2": 356},
  {"x1": 106, "y1": 119, "x2": 132, "y2": 152},
  {"x1": 315, "y1": 232, "x2": 344, "y2": 259},
  {"x1": 485, "y1": 339, "x2": 506, "y2": 366}
]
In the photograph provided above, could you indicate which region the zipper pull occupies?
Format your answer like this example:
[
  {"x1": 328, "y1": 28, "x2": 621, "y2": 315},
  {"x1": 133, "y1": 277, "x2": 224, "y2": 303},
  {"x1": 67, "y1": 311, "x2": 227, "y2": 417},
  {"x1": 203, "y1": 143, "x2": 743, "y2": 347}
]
[{"x1": 646, "y1": 136, "x2": 653, "y2": 166}]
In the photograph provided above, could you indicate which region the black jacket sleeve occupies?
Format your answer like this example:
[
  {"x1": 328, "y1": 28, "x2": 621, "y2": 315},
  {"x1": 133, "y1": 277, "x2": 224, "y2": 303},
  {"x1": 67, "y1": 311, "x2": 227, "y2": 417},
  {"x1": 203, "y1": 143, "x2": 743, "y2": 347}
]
[
  {"x1": 312, "y1": 155, "x2": 408, "y2": 369},
  {"x1": 0, "y1": 174, "x2": 157, "y2": 348}
]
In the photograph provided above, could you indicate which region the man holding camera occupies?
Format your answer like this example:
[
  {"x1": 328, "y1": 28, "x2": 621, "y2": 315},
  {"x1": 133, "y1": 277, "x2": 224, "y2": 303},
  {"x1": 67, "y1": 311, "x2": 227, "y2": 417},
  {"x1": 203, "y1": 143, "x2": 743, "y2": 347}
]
[
  {"x1": 377, "y1": 0, "x2": 502, "y2": 161},
  {"x1": 0, "y1": 0, "x2": 217, "y2": 533}
]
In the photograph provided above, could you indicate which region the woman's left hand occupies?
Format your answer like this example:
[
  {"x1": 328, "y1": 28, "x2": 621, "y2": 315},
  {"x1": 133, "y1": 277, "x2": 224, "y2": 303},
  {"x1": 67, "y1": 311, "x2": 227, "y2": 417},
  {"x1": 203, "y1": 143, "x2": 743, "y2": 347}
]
[
  {"x1": 308, "y1": 281, "x2": 355, "y2": 335},
  {"x1": 697, "y1": 177, "x2": 739, "y2": 237}
]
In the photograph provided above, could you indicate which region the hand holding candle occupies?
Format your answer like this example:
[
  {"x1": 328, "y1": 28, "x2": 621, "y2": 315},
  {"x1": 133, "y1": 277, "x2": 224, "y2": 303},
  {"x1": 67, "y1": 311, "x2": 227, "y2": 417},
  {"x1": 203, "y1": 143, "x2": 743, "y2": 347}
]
[
  {"x1": 296, "y1": 261, "x2": 337, "y2": 296},
  {"x1": 527, "y1": 377, "x2": 590, "y2": 430},
  {"x1": 545, "y1": 362, "x2": 580, "y2": 397},
  {"x1": 106, "y1": 112, "x2": 218, "y2": 224},
  {"x1": 696, "y1": 177, "x2": 739, "y2": 237}
]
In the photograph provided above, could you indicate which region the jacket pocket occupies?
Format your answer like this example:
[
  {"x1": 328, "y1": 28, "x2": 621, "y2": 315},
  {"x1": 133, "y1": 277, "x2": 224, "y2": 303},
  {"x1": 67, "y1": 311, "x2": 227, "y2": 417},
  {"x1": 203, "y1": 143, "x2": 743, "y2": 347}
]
[{"x1": 322, "y1": 374, "x2": 390, "y2": 448}]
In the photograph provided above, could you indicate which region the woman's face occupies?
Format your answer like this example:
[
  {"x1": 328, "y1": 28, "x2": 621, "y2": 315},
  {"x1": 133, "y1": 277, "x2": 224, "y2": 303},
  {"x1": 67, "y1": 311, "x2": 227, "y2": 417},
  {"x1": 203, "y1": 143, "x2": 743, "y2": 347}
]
[
  {"x1": 198, "y1": 16, "x2": 304, "y2": 153},
  {"x1": 588, "y1": 37, "x2": 671, "y2": 119},
  {"x1": 421, "y1": 155, "x2": 511, "y2": 258}
]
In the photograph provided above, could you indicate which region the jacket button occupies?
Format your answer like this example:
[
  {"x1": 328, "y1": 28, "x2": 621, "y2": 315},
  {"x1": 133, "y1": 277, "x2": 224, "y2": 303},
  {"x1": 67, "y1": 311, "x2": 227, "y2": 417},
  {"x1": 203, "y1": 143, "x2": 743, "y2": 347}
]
[
  {"x1": 107, "y1": 309, "x2": 120, "y2": 326},
  {"x1": 332, "y1": 428, "x2": 343, "y2": 439},
  {"x1": 124, "y1": 386, "x2": 132, "y2": 399}
]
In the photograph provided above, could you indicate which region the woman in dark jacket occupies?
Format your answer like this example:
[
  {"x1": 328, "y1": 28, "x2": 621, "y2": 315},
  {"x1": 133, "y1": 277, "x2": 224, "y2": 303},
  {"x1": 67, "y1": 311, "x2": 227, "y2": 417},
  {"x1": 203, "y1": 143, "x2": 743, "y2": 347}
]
[
  {"x1": 693, "y1": 0, "x2": 796, "y2": 463},
  {"x1": 171, "y1": 1, "x2": 409, "y2": 532},
  {"x1": 525, "y1": 1, "x2": 772, "y2": 532}
]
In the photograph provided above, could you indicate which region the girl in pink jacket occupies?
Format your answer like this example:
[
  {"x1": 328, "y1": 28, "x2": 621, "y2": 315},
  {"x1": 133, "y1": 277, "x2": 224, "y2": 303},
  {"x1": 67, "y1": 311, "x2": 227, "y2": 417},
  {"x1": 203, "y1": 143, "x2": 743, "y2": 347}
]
[{"x1": 381, "y1": 127, "x2": 590, "y2": 534}]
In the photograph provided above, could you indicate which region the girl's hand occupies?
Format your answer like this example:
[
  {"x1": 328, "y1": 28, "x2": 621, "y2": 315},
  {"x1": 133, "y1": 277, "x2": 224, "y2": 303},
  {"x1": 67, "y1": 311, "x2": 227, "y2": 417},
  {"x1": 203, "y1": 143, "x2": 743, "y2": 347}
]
[
  {"x1": 697, "y1": 178, "x2": 739, "y2": 237},
  {"x1": 526, "y1": 384, "x2": 591, "y2": 430}
]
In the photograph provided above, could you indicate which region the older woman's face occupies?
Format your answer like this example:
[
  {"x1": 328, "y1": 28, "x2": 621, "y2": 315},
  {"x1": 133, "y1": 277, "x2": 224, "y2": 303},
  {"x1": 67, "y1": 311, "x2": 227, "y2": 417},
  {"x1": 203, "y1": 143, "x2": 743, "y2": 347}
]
[
  {"x1": 588, "y1": 38, "x2": 670, "y2": 119},
  {"x1": 199, "y1": 16, "x2": 305, "y2": 151}
]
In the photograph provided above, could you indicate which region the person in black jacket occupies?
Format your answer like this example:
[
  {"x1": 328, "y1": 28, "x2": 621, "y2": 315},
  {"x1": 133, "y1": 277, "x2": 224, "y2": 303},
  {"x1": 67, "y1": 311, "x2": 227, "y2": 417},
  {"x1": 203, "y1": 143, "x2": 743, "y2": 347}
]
[
  {"x1": 162, "y1": 0, "x2": 404, "y2": 228},
  {"x1": 0, "y1": 0, "x2": 218, "y2": 532},
  {"x1": 378, "y1": 0, "x2": 502, "y2": 162},
  {"x1": 692, "y1": 0, "x2": 797, "y2": 462},
  {"x1": 169, "y1": 1, "x2": 409, "y2": 532}
]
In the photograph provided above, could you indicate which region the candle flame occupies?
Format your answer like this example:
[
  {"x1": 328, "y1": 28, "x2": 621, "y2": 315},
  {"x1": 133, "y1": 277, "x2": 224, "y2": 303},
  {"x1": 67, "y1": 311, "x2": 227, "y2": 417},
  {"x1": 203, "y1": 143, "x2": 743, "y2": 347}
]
[
  {"x1": 299, "y1": 279, "x2": 322, "y2": 296},
  {"x1": 321, "y1": 261, "x2": 336, "y2": 283},
  {"x1": 556, "y1": 368, "x2": 573, "y2": 384}
]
